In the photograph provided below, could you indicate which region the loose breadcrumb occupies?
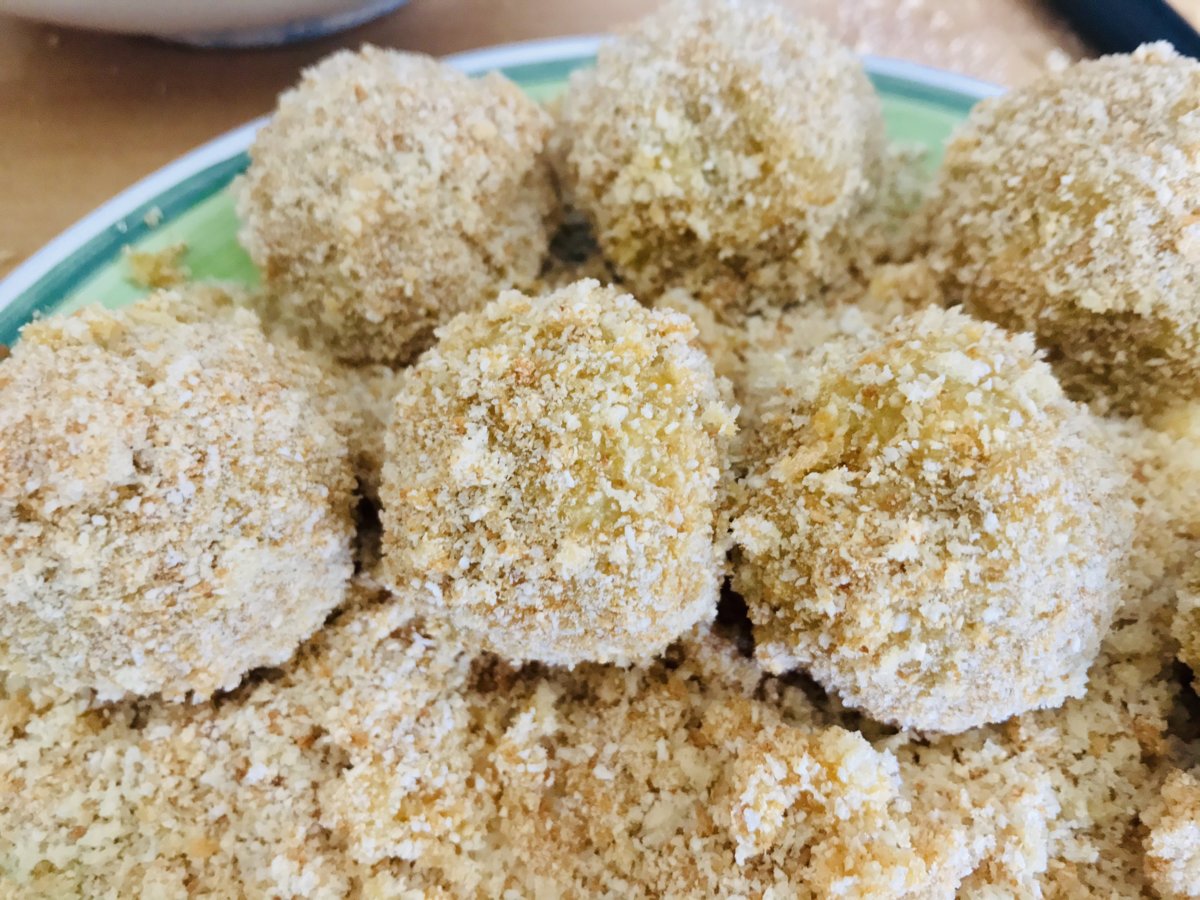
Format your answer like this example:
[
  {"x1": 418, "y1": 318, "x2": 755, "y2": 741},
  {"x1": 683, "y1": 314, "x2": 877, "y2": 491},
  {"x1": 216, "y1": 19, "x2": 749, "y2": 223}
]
[
  {"x1": 557, "y1": 0, "x2": 885, "y2": 316},
  {"x1": 1145, "y1": 768, "x2": 1200, "y2": 899},
  {"x1": 473, "y1": 650, "x2": 939, "y2": 898},
  {"x1": 236, "y1": 46, "x2": 558, "y2": 365},
  {"x1": 381, "y1": 280, "x2": 736, "y2": 666},
  {"x1": 1, "y1": 585, "x2": 945, "y2": 899},
  {"x1": 123, "y1": 241, "x2": 189, "y2": 289},
  {"x1": 923, "y1": 43, "x2": 1200, "y2": 417},
  {"x1": 0, "y1": 289, "x2": 356, "y2": 702},
  {"x1": 0, "y1": 588, "x2": 387, "y2": 898},
  {"x1": 729, "y1": 306, "x2": 1135, "y2": 732}
]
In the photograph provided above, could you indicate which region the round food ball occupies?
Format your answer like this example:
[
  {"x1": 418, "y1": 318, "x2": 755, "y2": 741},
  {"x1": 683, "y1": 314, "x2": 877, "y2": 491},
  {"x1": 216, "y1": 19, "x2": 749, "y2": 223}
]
[
  {"x1": 924, "y1": 43, "x2": 1200, "y2": 417},
  {"x1": 557, "y1": 0, "x2": 885, "y2": 317},
  {"x1": 728, "y1": 306, "x2": 1133, "y2": 733},
  {"x1": 0, "y1": 292, "x2": 356, "y2": 702},
  {"x1": 237, "y1": 46, "x2": 558, "y2": 366},
  {"x1": 380, "y1": 279, "x2": 736, "y2": 666}
]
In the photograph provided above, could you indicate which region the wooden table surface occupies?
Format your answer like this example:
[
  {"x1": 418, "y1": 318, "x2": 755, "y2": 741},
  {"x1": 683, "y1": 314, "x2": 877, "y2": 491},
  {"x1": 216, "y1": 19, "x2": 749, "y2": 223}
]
[{"x1": 0, "y1": 0, "x2": 1083, "y2": 277}]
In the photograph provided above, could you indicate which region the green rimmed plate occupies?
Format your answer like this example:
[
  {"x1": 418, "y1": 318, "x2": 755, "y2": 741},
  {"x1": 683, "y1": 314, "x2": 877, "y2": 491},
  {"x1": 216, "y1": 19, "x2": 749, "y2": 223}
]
[{"x1": 0, "y1": 36, "x2": 1002, "y2": 346}]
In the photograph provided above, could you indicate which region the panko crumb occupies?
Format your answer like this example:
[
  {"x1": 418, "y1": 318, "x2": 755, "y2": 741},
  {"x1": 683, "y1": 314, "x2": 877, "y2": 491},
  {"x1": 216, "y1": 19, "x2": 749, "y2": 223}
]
[
  {"x1": 557, "y1": 0, "x2": 886, "y2": 316},
  {"x1": 729, "y1": 306, "x2": 1135, "y2": 732},
  {"x1": 0, "y1": 288, "x2": 356, "y2": 702},
  {"x1": 184, "y1": 281, "x2": 401, "y2": 502},
  {"x1": 895, "y1": 607, "x2": 1186, "y2": 896},
  {"x1": 923, "y1": 43, "x2": 1200, "y2": 417},
  {"x1": 1145, "y1": 768, "x2": 1200, "y2": 899},
  {"x1": 124, "y1": 241, "x2": 189, "y2": 289},
  {"x1": 480, "y1": 654, "x2": 939, "y2": 898},
  {"x1": 0, "y1": 588, "x2": 388, "y2": 898},
  {"x1": 237, "y1": 46, "x2": 558, "y2": 365},
  {"x1": 1, "y1": 587, "x2": 940, "y2": 899},
  {"x1": 657, "y1": 260, "x2": 942, "y2": 431},
  {"x1": 878, "y1": 410, "x2": 1200, "y2": 895},
  {"x1": 381, "y1": 280, "x2": 735, "y2": 666}
]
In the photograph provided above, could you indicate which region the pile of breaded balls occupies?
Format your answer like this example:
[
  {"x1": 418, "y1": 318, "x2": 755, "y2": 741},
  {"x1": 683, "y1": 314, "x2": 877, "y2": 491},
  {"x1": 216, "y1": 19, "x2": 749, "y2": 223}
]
[{"x1": 2, "y1": 1, "x2": 1199, "y2": 897}]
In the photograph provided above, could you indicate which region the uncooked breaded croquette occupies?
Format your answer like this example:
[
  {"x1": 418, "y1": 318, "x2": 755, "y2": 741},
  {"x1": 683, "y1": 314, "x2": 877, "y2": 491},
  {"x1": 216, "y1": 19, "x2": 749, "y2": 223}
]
[
  {"x1": 0, "y1": 291, "x2": 356, "y2": 702},
  {"x1": 924, "y1": 43, "x2": 1200, "y2": 417},
  {"x1": 136, "y1": 280, "x2": 399, "y2": 504},
  {"x1": 1145, "y1": 768, "x2": 1200, "y2": 899},
  {"x1": 557, "y1": 0, "x2": 885, "y2": 317},
  {"x1": 1175, "y1": 571, "x2": 1200, "y2": 687},
  {"x1": 656, "y1": 261, "x2": 942, "y2": 432},
  {"x1": 836, "y1": 413, "x2": 1198, "y2": 895},
  {"x1": 1142, "y1": 404, "x2": 1200, "y2": 688},
  {"x1": 380, "y1": 279, "x2": 736, "y2": 667},
  {"x1": 728, "y1": 306, "x2": 1134, "y2": 733},
  {"x1": 236, "y1": 46, "x2": 558, "y2": 366},
  {"x1": 895, "y1": 585, "x2": 1188, "y2": 895}
]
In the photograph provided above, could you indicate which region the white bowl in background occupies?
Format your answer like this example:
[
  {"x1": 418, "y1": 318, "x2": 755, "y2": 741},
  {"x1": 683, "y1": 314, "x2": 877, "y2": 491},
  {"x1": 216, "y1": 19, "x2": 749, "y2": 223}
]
[{"x1": 0, "y1": 0, "x2": 409, "y2": 47}]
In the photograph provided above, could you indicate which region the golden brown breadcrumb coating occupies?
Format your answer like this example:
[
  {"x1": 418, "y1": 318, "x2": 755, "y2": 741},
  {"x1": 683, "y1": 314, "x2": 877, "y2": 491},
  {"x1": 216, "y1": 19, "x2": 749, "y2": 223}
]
[
  {"x1": 729, "y1": 306, "x2": 1134, "y2": 732},
  {"x1": 924, "y1": 43, "x2": 1200, "y2": 417},
  {"x1": 557, "y1": 0, "x2": 885, "y2": 316},
  {"x1": 380, "y1": 280, "x2": 735, "y2": 666},
  {"x1": 1145, "y1": 768, "x2": 1200, "y2": 899},
  {"x1": 0, "y1": 290, "x2": 355, "y2": 702},
  {"x1": 236, "y1": 46, "x2": 557, "y2": 365}
]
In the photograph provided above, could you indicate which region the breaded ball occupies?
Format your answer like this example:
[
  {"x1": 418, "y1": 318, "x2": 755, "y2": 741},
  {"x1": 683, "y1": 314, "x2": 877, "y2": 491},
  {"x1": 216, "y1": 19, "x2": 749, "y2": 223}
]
[
  {"x1": 1174, "y1": 569, "x2": 1200, "y2": 681},
  {"x1": 237, "y1": 46, "x2": 557, "y2": 365},
  {"x1": 380, "y1": 280, "x2": 736, "y2": 666},
  {"x1": 728, "y1": 307, "x2": 1133, "y2": 732},
  {"x1": 924, "y1": 44, "x2": 1200, "y2": 416},
  {"x1": 1144, "y1": 768, "x2": 1200, "y2": 900},
  {"x1": 0, "y1": 291, "x2": 356, "y2": 702},
  {"x1": 557, "y1": 0, "x2": 885, "y2": 316}
]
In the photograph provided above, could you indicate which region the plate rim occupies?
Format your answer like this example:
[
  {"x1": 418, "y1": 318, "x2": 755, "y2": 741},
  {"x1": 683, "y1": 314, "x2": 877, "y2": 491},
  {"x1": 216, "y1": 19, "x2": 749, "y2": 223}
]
[{"x1": 0, "y1": 34, "x2": 1003, "y2": 319}]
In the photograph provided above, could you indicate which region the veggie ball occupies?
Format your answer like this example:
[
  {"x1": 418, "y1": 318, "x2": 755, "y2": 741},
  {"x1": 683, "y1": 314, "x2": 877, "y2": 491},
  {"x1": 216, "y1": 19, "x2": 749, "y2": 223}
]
[
  {"x1": 237, "y1": 46, "x2": 558, "y2": 366},
  {"x1": 380, "y1": 279, "x2": 736, "y2": 666},
  {"x1": 924, "y1": 43, "x2": 1200, "y2": 417},
  {"x1": 728, "y1": 306, "x2": 1133, "y2": 733},
  {"x1": 556, "y1": 0, "x2": 885, "y2": 317},
  {"x1": 0, "y1": 292, "x2": 356, "y2": 702}
]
